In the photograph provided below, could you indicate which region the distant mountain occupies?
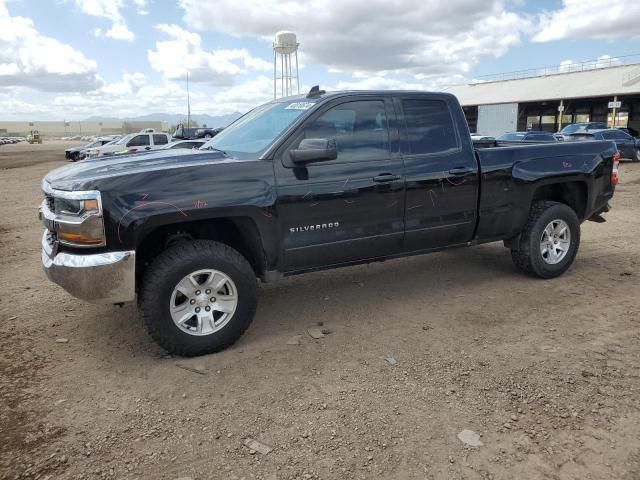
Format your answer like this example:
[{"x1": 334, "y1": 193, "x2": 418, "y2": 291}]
[{"x1": 83, "y1": 112, "x2": 243, "y2": 128}]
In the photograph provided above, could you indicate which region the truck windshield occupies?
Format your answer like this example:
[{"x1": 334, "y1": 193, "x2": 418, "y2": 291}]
[
  {"x1": 201, "y1": 100, "x2": 316, "y2": 157},
  {"x1": 113, "y1": 134, "x2": 134, "y2": 145},
  {"x1": 560, "y1": 124, "x2": 583, "y2": 134}
]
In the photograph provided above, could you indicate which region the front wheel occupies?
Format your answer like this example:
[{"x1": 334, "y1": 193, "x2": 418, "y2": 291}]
[
  {"x1": 511, "y1": 201, "x2": 580, "y2": 279},
  {"x1": 139, "y1": 240, "x2": 257, "y2": 356}
]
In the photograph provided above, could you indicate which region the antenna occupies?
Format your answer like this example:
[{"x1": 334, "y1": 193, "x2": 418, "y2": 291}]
[{"x1": 273, "y1": 31, "x2": 300, "y2": 99}]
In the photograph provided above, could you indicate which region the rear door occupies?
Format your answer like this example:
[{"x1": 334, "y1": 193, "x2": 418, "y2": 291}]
[
  {"x1": 274, "y1": 96, "x2": 405, "y2": 271},
  {"x1": 152, "y1": 134, "x2": 170, "y2": 149},
  {"x1": 395, "y1": 95, "x2": 479, "y2": 252}
]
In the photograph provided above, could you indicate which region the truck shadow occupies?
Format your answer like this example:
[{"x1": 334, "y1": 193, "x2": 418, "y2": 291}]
[{"x1": 91, "y1": 241, "x2": 599, "y2": 358}]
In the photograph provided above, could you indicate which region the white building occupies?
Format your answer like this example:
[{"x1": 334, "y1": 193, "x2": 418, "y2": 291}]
[{"x1": 446, "y1": 56, "x2": 640, "y2": 137}]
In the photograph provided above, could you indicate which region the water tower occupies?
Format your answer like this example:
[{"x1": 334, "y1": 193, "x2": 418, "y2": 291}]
[{"x1": 273, "y1": 31, "x2": 300, "y2": 99}]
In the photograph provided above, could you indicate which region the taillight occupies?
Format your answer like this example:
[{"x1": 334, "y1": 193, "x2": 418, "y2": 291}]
[{"x1": 611, "y1": 152, "x2": 620, "y2": 186}]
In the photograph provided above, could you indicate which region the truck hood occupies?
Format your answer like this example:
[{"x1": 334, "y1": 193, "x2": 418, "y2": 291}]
[{"x1": 45, "y1": 149, "x2": 243, "y2": 191}]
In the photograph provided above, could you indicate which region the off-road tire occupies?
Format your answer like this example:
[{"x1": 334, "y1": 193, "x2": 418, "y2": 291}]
[
  {"x1": 139, "y1": 240, "x2": 257, "y2": 356},
  {"x1": 511, "y1": 201, "x2": 580, "y2": 279}
]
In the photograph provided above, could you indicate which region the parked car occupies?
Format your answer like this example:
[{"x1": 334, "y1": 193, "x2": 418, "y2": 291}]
[
  {"x1": 173, "y1": 125, "x2": 224, "y2": 140},
  {"x1": 85, "y1": 130, "x2": 171, "y2": 157},
  {"x1": 470, "y1": 134, "x2": 496, "y2": 149},
  {"x1": 498, "y1": 131, "x2": 558, "y2": 143},
  {"x1": 615, "y1": 126, "x2": 639, "y2": 138},
  {"x1": 162, "y1": 139, "x2": 207, "y2": 150},
  {"x1": 558, "y1": 122, "x2": 607, "y2": 140},
  {"x1": 65, "y1": 137, "x2": 117, "y2": 161},
  {"x1": 195, "y1": 127, "x2": 223, "y2": 139},
  {"x1": 40, "y1": 88, "x2": 619, "y2": 356},
  {"x1": 566, "y1": 129, "x2": 640, "y2": 161}
]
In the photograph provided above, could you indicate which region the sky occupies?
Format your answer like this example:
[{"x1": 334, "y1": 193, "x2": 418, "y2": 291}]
[{"x1": 0, "y1": 0, "x2": 639, "y2": 120}]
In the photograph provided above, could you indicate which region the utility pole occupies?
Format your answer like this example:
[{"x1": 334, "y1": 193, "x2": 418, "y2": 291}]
[{"x1": 187, "y1": 71, "x2": 191, "y2": 128}]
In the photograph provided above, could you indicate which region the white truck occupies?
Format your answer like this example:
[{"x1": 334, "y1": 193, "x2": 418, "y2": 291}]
[{"x1": 85, "y1": 130, "x2": 172, "y2": 158}]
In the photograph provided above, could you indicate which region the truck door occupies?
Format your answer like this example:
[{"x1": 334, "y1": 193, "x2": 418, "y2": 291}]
[
  {"x1": 274, "y1": 97, "x2": 405, "y2": 271},
  {"x1": 396, "y1": 95, "x2": 479, "y2": 251}
]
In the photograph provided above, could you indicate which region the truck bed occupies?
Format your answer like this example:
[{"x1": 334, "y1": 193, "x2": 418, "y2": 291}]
[{"x1": 473, "y1": 140, "x2": 618, "y2": 242}]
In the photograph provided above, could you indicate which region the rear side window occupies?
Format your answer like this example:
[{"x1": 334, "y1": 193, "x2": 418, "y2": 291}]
[
  {"x1": 153, "y1": 134, "x2": 169, "y2": 145},
  {"x1": 127, "y1": 135, "x2": 150, "y2": 147},
  {"x1": 609, "y1": 130, "x2": 631, "y2": 140},
  {"x1": 401, "y1": 99, "x2": 458, "y2": 155}
]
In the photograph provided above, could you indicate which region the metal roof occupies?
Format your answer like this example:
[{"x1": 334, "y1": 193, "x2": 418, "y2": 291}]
[{"x1": 446, "y1": 64, "x2": 640, "y2": 106}]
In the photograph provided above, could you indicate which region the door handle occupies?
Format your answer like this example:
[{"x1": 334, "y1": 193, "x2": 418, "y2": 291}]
[
  {"x1": 373, "y1": 173, "x2": 401, "y2": 182},
  {"x1": 145, "y1": 147, "x2": 151, "y2": 150},
  {"x1": 449, "y1": 167, "x2": 474, "y2": 176}
]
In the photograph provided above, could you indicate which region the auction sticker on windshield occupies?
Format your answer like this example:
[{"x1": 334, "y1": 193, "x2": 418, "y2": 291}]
[{"x1": 285, "y1": 102, "x2": 315, "y2": 110}]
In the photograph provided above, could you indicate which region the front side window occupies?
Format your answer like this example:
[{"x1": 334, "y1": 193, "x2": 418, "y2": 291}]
[
  {"x1": 299, "y1": 100, "x2": 389, "y2": 162},
  {"x1": 401, "y1": 99, "x2": 458, "y2": 155},
  {"x1": 127, "y1": 135, "x2": 150, "y2": 147},
  {"x1": 153, "y1": 134, "x2": 168, "y2": 145}
]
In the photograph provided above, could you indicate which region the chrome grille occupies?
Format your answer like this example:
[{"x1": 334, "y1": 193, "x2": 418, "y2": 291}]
[
  {"x1": 45, "y1": 230, "x2": 56, "y2": 246},
  {"x1": 45, "y1": 195, "x2": 55, "y2": 212}
]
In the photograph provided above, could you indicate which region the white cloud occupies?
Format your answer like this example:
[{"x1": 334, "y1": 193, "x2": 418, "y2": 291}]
[
  {"x1": 148, "y1": 24, "x2": 271, "y2": 85},
  {"x1": 132, "y1": 0, "x2": 149, "y2": 15},
  {"x1": 100, "y1": 72, "x2": 147, "y2": 95},
  {"x1": 178, "y1": 0, "x2": 532, "y2": 77},
  {"x1": 558, "y1": 54, "x2": 623, "y2": 73},
  {"x1": 0, "y1": 2, "x2": 102, "y2": 91},
  {"x1": 73, "y1": 0, "x2": 138, "y2": 41},
  {"x1": 534, "y1": 0, "x2": 640, "y2": 42},
  {"x1": 105, "y1": 23, "x2": 135, "y2": 41}
]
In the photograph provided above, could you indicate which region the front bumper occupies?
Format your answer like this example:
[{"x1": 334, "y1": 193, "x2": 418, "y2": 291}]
[{"x1": 41, "y1": 231, "x2": 136, "y2": 304}]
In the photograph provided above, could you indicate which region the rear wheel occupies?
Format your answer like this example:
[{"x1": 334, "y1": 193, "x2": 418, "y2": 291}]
[
  {"x1": 139, "y1": 240, "x2": 257, "y2": 356},
  {"x1": 511, "y1": 201, "x2": 580, "y2": 278}
]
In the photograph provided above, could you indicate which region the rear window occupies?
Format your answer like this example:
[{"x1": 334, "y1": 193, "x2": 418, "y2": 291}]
[
  {"x1": 498, "y1": 132, "x2": 526, "y2": 141},
  {"x1": 401, "y1": 99, "x2": 458, "y2": 155},
  {"x1": 525, "y1": 132, "x2": 555, "y2": 141}
]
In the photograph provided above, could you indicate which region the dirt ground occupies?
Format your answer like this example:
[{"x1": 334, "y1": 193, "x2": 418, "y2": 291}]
[{"x1": 1, "y1": 141, "x2": 639, "y2": 480}]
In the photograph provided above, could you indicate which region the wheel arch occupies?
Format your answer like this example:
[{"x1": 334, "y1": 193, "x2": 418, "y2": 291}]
[
  {"x1": 531, "y1": 180, "x2": 589, "y2": 220},
  {"x1": 135, "y1": 216, "x2": 269, "y2": 282}
]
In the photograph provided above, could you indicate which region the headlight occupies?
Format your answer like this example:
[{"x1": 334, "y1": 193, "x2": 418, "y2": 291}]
[
  {"x1": 53, "y1": 198, "x2": 100, "y2": 216},
  {"x1": 40, "y1": 182, "x2": 106, "y2": 248}
]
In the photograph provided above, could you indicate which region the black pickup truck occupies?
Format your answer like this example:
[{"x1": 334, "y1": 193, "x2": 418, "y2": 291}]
[{"x1": 40, "y1": 89, "x2": 619, "y2": 356}]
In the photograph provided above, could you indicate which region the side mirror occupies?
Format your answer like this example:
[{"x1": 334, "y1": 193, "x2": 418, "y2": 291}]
[{"x1": 289, "y1": 138, "x2": 337, "y2": 164}]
